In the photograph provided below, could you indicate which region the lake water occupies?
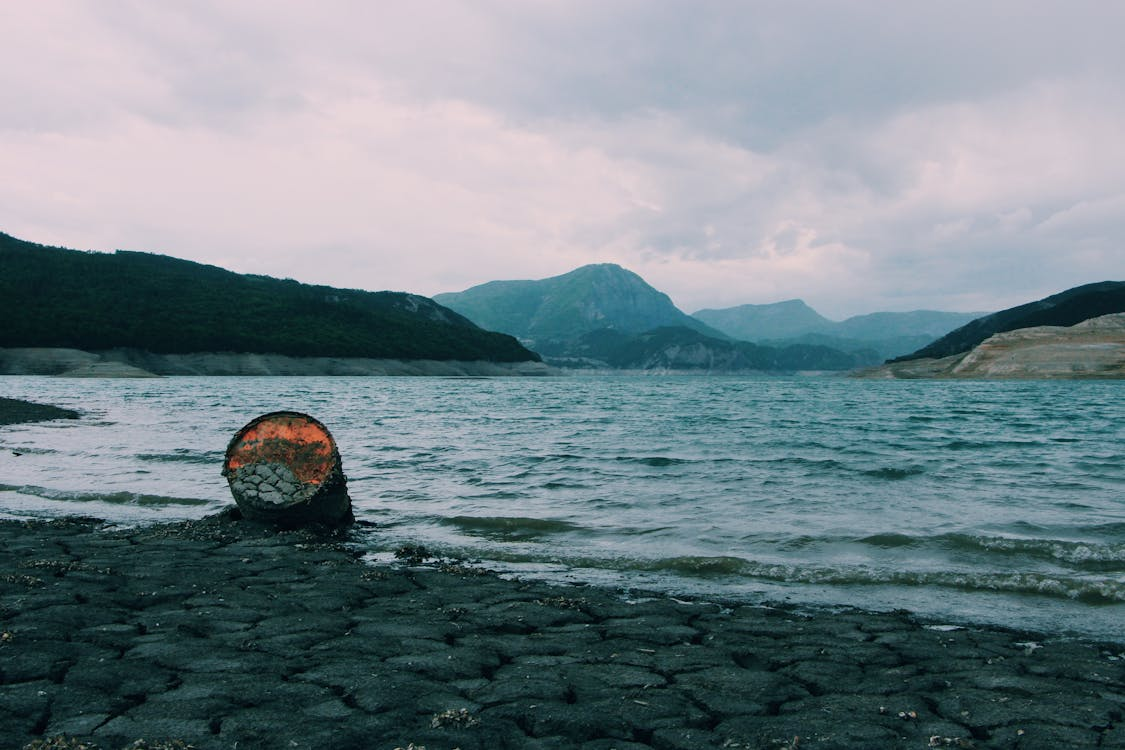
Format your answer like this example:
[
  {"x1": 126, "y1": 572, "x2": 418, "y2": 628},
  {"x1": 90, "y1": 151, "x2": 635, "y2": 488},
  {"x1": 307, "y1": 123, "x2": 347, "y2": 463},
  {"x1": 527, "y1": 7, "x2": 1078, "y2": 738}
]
[{"x1": 2, "y1": 375, "x2": 1123, "y2": 642}]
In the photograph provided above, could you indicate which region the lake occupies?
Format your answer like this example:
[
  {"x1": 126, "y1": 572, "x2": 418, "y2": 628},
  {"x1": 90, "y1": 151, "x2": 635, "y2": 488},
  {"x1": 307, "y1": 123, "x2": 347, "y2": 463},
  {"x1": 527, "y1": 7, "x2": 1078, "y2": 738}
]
[{"x1": 2, "y1": 375, "x2": 1122, "y2": 642}]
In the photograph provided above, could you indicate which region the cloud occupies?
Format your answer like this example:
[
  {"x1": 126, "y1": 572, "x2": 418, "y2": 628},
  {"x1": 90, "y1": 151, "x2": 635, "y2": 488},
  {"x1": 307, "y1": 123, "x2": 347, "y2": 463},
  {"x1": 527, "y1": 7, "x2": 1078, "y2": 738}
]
[{"x1": 1, "y1": 2, "x2": 1123, "y2": 319}]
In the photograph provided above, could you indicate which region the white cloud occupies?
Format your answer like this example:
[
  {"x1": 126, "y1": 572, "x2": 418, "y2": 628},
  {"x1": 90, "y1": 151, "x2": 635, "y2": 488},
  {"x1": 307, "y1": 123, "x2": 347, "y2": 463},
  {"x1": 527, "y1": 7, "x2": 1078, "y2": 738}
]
[{"x1": 2, "y1": 3, "x2": 1123, "y2": 319}]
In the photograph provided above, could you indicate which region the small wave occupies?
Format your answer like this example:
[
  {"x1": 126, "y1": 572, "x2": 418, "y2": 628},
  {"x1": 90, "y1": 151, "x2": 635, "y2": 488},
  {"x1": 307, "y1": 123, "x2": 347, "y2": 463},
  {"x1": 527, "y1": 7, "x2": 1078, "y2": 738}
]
[
  {"x1": 387, "y1": 542, "x2": 1125, "y2": 604},
  {"x1": 439, "y1": 515, "x2": 585, "y2": 539},
  {"x1": 631, "y1": 555, "x2": 1125, "y2": 603},
  {"x1": 766, "y1": 457, "x2": 845, "y2": 471},
  {"x1": 0, "y1": 446, "x2": 58, "y2": 455},
  {"x1": 615, "y1": 456, "x2": 690, "y2": 467},
  {"x1": 1076, "y1": 522, "x2": 1125, "y2": 536},
  {"x1": 942, "y1": 533, "x2": 1125, "y2": 569},
  {"x1": 851, "y1": 531, "x2": 1125, "y2": 569},
  {"x1": 639, "y1": 556, "x2": 750, "y2": 575},
  {"x1": 858, "y1": 533, "x2": 918, "y2": 548},
  {"x1": 621, "y1": 526, "x2": 676, "y2": 537},
  {"x1": 137, "y1": 450, "x2": 220, "y2": 464},
  {"x1": 861, "y1": 466, "x2": 925, "y2": 480},
  {"x1": 2, "y1": 484, "x2": 212, "y2": 507},
  {"x1": 459, "y1": 490, "x2": 526, "y2": 500},
  {"x1": 944, "y1": 440, "x2": 990, "y2": 451}
]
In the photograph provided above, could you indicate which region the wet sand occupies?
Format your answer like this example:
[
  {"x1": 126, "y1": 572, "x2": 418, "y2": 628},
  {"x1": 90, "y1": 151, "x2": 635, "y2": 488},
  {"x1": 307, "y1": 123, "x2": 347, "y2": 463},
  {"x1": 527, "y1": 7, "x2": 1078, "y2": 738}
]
[{"x1": 1, "y1": 513, "x2": 1123, "y2": 750}]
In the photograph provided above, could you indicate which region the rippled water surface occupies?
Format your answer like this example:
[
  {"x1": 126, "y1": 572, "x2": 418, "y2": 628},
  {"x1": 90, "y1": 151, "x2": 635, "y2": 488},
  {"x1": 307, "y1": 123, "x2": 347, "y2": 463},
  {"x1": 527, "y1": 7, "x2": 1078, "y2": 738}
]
[{"x1": 2, "y1": 376, "x2": 1123, "y2": 641}]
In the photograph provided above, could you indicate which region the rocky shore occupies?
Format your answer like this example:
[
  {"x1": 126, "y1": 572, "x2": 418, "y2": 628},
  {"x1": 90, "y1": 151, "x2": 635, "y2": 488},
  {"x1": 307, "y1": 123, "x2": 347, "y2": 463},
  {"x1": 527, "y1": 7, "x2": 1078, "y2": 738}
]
[
  {"x1": 1, "y1": 514, "x2": 1123, "y2": 750},
  {"x1": 0, "y1": 398, "x2": 80, "y2": 427},
  {"x1": 854, "y1": 313, "x2": 1125, "y2": 379},
  {"x1": 0, "y1": 349, "x2": 551, "y2": 378}
]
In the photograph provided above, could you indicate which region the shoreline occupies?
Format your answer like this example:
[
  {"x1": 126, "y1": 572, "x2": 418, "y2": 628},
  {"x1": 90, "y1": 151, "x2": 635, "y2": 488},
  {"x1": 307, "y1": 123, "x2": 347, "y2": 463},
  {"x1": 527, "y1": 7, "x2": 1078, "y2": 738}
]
[
  {"x1": 0, "y1": 349, "x2": 552, "y2": 378},
  {"x1": 2, "y1": 514, "x2": 1123, "y2": 749},
  {"x1": 0, "y1": 397, "x2": 80, "y2": 427}
]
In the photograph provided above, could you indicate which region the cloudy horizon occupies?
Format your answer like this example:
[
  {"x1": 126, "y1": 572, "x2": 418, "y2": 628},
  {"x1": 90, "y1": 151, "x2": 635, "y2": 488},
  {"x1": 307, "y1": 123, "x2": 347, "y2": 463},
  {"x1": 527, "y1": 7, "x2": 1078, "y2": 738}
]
[{"x1": 3, "y1": 2, "x2": 1123, "y2": 319}]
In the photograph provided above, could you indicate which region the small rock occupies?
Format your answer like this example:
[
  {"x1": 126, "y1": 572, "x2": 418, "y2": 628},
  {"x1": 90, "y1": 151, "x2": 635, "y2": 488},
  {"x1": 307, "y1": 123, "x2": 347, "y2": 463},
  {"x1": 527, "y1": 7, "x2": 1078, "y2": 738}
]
[{"x1": 431, "y1": 708, "x2": 480, "y2": 729}]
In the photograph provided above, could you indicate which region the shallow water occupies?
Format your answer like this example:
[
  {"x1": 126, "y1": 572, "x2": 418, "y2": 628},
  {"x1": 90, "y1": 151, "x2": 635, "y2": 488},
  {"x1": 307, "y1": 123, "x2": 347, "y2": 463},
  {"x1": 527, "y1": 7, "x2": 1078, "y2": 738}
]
[{"x1": 2, "y1": 375, "x2": 1123, "y2": 641}]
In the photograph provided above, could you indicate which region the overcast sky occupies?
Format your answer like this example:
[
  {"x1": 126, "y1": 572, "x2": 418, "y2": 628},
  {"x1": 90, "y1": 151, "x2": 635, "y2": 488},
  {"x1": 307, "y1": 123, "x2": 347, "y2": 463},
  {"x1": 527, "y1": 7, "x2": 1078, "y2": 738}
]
[{"x1": 3, "y1": 2, "x2": 1123, "y2": 319}]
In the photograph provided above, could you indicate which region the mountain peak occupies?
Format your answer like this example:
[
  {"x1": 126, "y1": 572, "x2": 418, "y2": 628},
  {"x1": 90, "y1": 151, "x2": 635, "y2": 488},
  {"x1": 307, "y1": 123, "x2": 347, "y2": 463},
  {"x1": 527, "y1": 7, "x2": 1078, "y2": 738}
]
[
  {"x1": 434, "y1": 264, "x2": 723, "y2": 344},
  {"x1": 692, "y1": 299, "x2": 834, "y2": 341}
]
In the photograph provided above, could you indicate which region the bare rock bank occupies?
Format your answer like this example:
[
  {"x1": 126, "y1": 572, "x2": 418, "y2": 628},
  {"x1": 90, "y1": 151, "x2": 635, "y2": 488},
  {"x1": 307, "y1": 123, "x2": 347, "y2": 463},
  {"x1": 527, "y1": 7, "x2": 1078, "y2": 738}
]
[
  {"x1": 0, "y1": 348, "x2": 551, "y2": 378},
  {"x1": 2, "y1": 515, "x2": 1123, "y2": 749},
  {"x1": 854, "y1": 313, "x2": 1125, "y2": 379}
]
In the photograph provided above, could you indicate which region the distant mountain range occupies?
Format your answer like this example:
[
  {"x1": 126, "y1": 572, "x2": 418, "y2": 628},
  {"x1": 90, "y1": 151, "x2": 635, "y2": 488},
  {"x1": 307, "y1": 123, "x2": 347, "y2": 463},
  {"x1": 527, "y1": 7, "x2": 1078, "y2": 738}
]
[
  {"x1": 437, "y1": 264, "x2": 906, "y2": 371},
  {"x1": 0, "y1": 232, "x2": 538, "y2": 366},
  {"x1": 693, "y1": 300, "x2": 984, "y2": 361},
  {"x1": 9, "y1": 229, "x2": 1115, "y2": 378}
]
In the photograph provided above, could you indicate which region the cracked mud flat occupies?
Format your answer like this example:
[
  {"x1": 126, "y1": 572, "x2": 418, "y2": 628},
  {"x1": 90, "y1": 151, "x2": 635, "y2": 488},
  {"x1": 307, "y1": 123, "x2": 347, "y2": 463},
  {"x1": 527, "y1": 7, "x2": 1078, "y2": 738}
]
[{"x1": 1, "y1": 515, "x2": 1123, "y2": 750}]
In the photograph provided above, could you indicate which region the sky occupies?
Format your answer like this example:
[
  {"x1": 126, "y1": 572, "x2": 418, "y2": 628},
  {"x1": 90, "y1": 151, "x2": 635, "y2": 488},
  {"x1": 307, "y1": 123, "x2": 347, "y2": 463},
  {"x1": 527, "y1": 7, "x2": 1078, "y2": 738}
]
[{"x1": 3, "y1": 2, "x2": 1124, "y2": 320}]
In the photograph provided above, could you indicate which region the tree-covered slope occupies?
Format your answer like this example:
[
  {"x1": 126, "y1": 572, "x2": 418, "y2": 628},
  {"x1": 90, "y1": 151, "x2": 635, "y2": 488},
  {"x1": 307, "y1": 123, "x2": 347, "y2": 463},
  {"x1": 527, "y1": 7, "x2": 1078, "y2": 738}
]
[
  {"x1": 434, "y1": 264, "x2": 726, "y2": 344},
  {"x1": 563, "y1": 326, "x2": 870, "y2": 371},
  {"x1": 0, "y1": 233, "x2": 538, "y2": 362},
  {"x1": 892, "y1": 281, "x2": 1125, "y2": 362}
]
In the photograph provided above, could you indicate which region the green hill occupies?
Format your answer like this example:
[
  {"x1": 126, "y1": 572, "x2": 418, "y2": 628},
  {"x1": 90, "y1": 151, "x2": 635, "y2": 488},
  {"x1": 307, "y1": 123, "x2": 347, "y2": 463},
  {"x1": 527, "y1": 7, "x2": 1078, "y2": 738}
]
[
  {"x1": 0, "y1": 233, "x2": 538, "y2": 363},
  {"x1": 892, "y1": 281, "x2": 1125, "y2": 362},
  {"x1": 434, "y1": 264, "x2": 727, "y2": 345}
]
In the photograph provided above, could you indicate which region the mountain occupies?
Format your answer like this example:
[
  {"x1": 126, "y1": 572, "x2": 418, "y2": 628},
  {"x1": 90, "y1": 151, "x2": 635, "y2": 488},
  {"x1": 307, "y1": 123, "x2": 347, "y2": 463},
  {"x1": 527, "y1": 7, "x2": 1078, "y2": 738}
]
[
  {"x1": 856, "y1": 313, "x2": 1125, "y2": 379},
  {"x1": 892, "y1": 281, "x2": 1125, "y2": 362},
  {"x1": 0, "y1": 232, "x2": 538, "y2": 364},
  {"x1": 436, "y1": 264, "x2": 870, "y2": 371},
  {"x1": 693, "y1": 301, "x2": 983, "y2": 360},
  {"x1": 834, "y1": 310, "x2": 984, "y2": 340},
  {"x1": 692, "y1": 300, "x2": 835, "y2": 341},
  {"x1": 434, "y1": 264, "x2": 726, "y2": 347}
]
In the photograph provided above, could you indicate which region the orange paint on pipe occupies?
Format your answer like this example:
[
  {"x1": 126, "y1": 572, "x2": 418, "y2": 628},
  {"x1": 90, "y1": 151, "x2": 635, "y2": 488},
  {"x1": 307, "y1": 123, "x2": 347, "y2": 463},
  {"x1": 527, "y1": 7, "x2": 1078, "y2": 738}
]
[{"x1": 225, "y1": 414, "x2": 336, "y2": 486}]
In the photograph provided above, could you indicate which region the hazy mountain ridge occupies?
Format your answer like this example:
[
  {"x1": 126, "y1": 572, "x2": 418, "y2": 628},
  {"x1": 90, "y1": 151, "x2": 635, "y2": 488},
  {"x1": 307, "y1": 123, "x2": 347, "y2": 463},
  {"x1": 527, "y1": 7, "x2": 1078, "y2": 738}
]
[
  {"x1": 693, "y1": 301, "x2": 983, "y2": 360},
  {"x1": 692, "y1": 300, "x2": 835, "y2": 341},
  {"x1": 437, "y1": 265, "x2": 874, "y2": 371},
  {"x1": 0, "y1": 232, "x2": 538, "y2": 364}
]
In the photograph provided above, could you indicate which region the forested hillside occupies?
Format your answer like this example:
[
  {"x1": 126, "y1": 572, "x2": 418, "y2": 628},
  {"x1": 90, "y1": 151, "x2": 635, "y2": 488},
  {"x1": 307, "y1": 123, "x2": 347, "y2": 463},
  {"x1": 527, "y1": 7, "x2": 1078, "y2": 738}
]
[
  {"x1": 562, "y1": 326, "x2": 871, "y2": 371},
  {"x1": 0, "y1": 233, "x2": 538, "y2": 363}
]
